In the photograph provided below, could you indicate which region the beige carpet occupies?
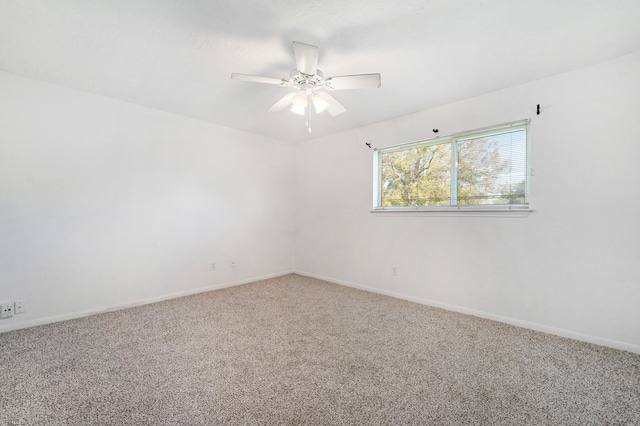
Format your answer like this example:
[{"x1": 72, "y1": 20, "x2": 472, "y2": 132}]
[{"x1": 0, "y1": 274, "x2": 638, "y2": 425}]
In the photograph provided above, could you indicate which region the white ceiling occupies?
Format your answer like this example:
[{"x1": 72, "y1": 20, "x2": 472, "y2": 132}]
[{"x1": 1, "y1": 0, "x2": 639, "y2": 143}]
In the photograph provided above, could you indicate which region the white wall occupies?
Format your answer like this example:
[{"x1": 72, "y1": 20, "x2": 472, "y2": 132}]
[
  {"x1": 295, "y1": 52, "x2": 640, "y2": 353},
  {"x1": 0, "y1": 71, "x2": 295, "y2": 331},
  {"x1": 2, "y1": 52, "x2": 639, "y2": 354}
]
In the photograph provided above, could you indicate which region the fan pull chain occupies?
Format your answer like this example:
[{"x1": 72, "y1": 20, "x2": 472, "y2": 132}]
[{"x1": 306, "y1": 92, "x2": 312, "y2": 133}]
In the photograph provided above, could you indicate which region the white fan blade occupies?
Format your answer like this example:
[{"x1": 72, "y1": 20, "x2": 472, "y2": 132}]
[
  {"x1": 293, "y1": 42, "x2": 319, "y2": 75},
  {"x1": 267, "y1": 92, "x2": 296, "y2": 112},
  {"x1": 320, "y1": 92, "x2": 347, "y2": 117},
  {"x1": 231, "y1": 73, "x2": 287, "y2": 86},
  {"x1": 325, "y1": 73, "x2": 381, "y2": 90}
]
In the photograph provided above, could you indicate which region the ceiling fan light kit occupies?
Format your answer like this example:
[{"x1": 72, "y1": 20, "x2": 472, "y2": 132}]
[
  {"x1": 290, "y1": 91, "x2": 307, "y2": 115},
  {"x1": 313, "y1": 93, "x2": 330, "y2": 114},
  {"x1": 231, "y1": 41, "x2": 381, "y2": 132}
]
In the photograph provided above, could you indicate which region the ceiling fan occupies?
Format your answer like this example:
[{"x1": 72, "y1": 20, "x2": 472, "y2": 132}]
[{"x1": 231, "y1": 41, "x2": 381, "y2": 132}]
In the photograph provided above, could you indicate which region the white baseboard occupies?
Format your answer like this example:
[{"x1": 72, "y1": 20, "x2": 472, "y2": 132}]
[
  {"x1": 5, "y1": 269, "x2": 638, "y2": 355},
  {"x1": 0, "y1": 270, "x2": 295, "y2": 334},
  {"x1": 295, "y1": 270, "x2": 640, "y2": 355}
]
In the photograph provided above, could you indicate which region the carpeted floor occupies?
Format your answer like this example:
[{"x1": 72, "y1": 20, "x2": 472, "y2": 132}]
[{"x1": 0, "y1": 274, "x2": 638, "y2": 425}]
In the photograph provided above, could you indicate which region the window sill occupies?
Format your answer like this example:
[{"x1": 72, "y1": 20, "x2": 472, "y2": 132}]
[{"x1": 370, "y1": 206, "x2": 533, "y2": 217}]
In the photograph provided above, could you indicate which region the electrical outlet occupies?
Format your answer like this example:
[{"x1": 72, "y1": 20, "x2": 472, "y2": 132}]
[
  {"x1": 231, "y1": 260, "x2": 236, "y2": 268},
  {"x1": 392, "y1": 267, "x2": 398, "y2": 277},
  {"x1": 210, "y1": 262, "x2": 216, "y2": 271},
  {"x1": 0, "y1": 302, "x2": 14, "y2": 318},
  {"x1": 14, "y1": 300, "x2": 25, "y2": 314}
]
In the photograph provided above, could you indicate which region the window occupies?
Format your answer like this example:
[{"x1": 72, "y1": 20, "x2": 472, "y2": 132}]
[{"x1": 373, "y1": 120, "x2": 529, "y2": 211}]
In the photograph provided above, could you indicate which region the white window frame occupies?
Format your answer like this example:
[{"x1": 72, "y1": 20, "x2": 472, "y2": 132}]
[{"x1": 372, "y1": 120, "x2": 532, "y2": 216}]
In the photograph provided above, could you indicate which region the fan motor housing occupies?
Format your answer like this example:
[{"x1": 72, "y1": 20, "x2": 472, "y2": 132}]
[{"x1": 289, "y1": 69, "x2": 324, "y2": 87}]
